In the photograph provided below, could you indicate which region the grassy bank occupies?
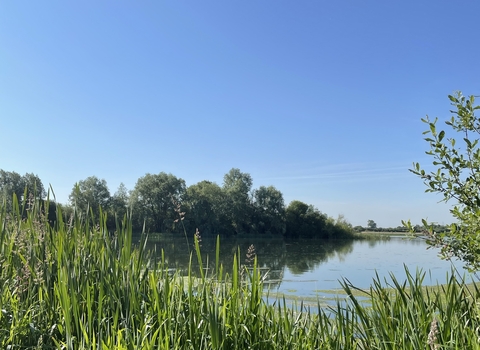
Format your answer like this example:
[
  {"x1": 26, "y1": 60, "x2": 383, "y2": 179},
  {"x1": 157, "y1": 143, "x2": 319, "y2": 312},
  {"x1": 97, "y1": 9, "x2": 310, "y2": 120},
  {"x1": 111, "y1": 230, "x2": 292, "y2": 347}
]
[{"x1": 1, "y1": 198, "x2": 480, "y2": 349}]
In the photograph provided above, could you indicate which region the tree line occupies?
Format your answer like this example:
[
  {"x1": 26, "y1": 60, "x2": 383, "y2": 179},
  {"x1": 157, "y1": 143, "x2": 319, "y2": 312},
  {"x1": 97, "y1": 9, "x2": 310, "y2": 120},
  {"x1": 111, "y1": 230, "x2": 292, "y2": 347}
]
[
  {"x1": 350, "y1": 220, "x2": 451, "y2": 233},
  {"x1": 0, "y1": 168, "x2": 355, "y2": 239}
]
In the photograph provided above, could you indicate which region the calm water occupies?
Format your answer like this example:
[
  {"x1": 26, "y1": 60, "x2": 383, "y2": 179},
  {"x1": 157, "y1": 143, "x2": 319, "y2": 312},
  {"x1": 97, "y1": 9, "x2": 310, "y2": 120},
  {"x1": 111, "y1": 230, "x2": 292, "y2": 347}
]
[{"x1": 143, "y1": 233, "x2": 470, "y2": 301}]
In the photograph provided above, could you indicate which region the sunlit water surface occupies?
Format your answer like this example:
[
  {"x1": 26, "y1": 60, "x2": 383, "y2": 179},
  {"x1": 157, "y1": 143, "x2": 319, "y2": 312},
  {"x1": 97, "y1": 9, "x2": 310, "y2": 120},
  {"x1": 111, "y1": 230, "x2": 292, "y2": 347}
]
[{"x1": 278, "y1": 236, "x2": 467, "y2": 298}]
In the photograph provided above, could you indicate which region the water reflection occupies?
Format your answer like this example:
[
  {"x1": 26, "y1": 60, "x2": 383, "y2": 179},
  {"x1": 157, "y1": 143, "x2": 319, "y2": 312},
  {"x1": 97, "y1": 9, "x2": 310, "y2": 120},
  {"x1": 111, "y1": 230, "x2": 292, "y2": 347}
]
[
  {"x1": 284, "y1": 239, "x2": 355, "y2": 274},
  {"x1": 141, "y1": 234, "x2": 467, "y2": 298},
  {"x1": 143, "y1": 234, "x2": 358, "y2": 275}
]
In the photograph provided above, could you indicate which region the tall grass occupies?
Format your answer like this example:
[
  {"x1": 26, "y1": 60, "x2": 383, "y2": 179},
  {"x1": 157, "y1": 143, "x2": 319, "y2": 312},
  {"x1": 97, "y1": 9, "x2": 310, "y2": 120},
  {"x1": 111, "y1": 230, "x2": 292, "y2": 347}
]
[{"x1": 1, "y1": 196, "x2": 480, "y2": 349}]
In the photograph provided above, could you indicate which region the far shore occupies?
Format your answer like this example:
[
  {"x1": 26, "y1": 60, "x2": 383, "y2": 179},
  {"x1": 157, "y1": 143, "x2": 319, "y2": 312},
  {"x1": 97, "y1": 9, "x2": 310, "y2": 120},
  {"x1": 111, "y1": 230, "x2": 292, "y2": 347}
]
[{"x1": 360, "y1": 231, "x2": 410, "y2": 235}]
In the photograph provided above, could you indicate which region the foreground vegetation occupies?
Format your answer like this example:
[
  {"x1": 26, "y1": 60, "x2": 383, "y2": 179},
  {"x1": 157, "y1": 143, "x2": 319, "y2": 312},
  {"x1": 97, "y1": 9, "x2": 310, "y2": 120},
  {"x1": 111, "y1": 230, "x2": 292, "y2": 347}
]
[
  {"x1": 1, "y1": 197, "x2": 480, "y2": 349},
  {"x1": 405, "y1": 92, "x2": 480, "y2": 272}
]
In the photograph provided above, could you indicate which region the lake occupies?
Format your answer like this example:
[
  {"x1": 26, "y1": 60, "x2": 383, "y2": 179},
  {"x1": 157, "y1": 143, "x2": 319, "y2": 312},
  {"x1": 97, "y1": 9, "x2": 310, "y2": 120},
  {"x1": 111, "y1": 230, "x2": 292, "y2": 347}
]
[{"x1": 143, "y1": 233, "x2": 471, "y2": 304}]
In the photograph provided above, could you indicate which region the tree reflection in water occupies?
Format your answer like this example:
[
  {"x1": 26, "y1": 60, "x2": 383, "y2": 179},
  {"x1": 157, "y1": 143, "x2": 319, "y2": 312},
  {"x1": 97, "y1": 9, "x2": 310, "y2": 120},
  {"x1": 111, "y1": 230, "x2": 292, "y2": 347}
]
[
  {"x1": 141, "y1": 233, "x2": 362, "y2": 287},
  {"x1": 284, "y1": 239, "x2": 355, "y2": 274}
]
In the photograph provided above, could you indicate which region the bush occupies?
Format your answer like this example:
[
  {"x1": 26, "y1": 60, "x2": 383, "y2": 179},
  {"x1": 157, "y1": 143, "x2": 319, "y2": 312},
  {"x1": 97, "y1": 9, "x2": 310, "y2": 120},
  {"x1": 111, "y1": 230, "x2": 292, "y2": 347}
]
[{"x1": 405, "y1": 92, "x2": 480, "y2": 271}]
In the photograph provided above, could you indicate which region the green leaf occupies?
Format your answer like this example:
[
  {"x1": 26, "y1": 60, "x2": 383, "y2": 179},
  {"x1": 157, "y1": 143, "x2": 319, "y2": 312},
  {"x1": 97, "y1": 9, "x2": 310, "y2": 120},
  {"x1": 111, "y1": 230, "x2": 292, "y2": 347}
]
[{"x1": 438, "y1": 130, "x2": 445, "y2": 141}]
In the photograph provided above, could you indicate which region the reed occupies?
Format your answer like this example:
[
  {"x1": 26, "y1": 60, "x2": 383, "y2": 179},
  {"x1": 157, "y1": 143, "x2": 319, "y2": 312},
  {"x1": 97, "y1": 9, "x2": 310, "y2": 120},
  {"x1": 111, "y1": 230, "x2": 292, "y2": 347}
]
[{"x1": 0, "y1": 195, "x2": 479, "y2": 349}]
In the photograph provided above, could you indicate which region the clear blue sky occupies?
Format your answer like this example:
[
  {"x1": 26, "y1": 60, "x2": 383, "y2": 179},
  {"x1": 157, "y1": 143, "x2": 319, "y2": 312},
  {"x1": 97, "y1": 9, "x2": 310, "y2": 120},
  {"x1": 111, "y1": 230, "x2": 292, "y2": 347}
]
[{"x1": 1, "y1": 1, "x2": 479, "y2": 227}]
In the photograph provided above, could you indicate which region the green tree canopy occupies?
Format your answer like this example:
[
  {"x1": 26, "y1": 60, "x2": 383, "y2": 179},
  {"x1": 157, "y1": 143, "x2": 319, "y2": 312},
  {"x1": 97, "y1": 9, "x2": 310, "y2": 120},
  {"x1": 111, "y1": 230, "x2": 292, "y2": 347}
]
[
  {"x1": 0, "y1": 170, "x2": 46, "y2": 209},
  {"x1": 222, "y1": 168, "x2": 254, "y2": 234},
  {"x1": 22, "y1": 173, "x2": 46, "y2": 200},
  {"x1": 69, "y1": 176, "x2": 111, "y2": 217},
  {"x1": 367, "y1": 220, "x2": 377, "y2": 230},
  {"x1": 0, "y1": 170, "x2": 26, "y2": 206},
  {"x1": 184, "y1": 180, "x2": 231, "y2": 235},
  {"x1": 285, "y1": 200, "x2": 328, "y2": 238},
  {"x1": 109, "y1": 182, "x2": 130, "y2": 223},
  {"x1": 406, "y1": 92, "x2": 480, "y2": 271},
  {"x1": 130, "y1": 172, "x2": 186, "y2": 233},
  {"x1": 253, "y1": 185, "x2": 286, "y2": 235}
]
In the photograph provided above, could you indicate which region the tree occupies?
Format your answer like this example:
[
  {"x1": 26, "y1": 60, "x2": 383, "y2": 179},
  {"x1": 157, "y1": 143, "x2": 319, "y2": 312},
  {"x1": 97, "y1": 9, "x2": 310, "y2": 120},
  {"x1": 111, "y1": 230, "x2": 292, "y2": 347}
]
[
  {"x1": 22, "y1": 173, "x2": 46, "y2": 201},
  {"x1": 367, "y1": 220, "x2": 377, "y2": 230},
  {"x1": 69, "y1": 176, "x2": 111, "y2": 217},
  {"x1": 184, "y1": 180, "x2": 231, "y2": 235},
  {"x1": 285, "y1": 200, "x2": 328, "y2": 238},
  {"x1": 253, "y1": 185, "x2": 286, "y2": 234},
  {"x1": 130, "y1": 172, "x2": 186, "y2": 233},
  {"x1": 405, "y1": 92, "x2": 480, "y2": 271},
  {"x1": 222, "y1": 168, "x2": 254, "y2": 234},
  {"x1": 109, "y1": 183, "x2": 130, "y2": 223},
  {"x1": 0, "y1": 170, "x2": 46, "y2": 209},
  {"x1": 0, "y1": 170, "x2": 24, "y2": 204}
]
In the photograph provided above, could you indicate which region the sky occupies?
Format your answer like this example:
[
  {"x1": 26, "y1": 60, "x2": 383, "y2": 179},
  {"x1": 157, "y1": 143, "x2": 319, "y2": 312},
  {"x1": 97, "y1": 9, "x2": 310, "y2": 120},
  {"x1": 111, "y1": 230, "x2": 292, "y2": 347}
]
[{"x1": 1, "y1": 1, "x2": 479, "y2": 228}]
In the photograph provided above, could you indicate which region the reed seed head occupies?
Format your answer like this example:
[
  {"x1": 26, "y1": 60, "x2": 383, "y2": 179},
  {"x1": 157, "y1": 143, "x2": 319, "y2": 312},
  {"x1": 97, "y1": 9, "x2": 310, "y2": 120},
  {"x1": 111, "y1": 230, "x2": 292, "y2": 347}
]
[
  {"x1": 427, "y1": 317, "x2": 439, "y2": 350},
  {"x1": 246, "y1": 244, "x2": 256, "y2": 264}
]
